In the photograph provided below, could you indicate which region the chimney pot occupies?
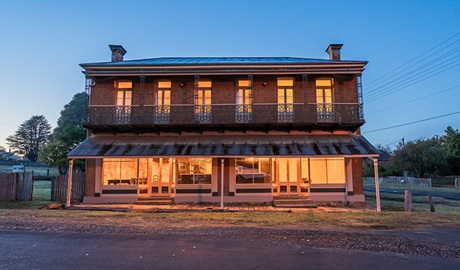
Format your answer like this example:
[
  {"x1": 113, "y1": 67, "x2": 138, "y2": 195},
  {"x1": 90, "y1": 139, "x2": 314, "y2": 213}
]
[
  {"x1": 109, "y1": 45, "x2": 127, "y2": 62},
  {"x1": 326, "y1": 44, "x2": 343, "y2": 60}
]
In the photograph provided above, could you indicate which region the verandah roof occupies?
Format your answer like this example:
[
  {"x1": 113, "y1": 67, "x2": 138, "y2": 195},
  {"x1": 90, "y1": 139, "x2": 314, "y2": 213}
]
[{"x1": 67, "y1": 134, "x2": 379, "y2": 159}]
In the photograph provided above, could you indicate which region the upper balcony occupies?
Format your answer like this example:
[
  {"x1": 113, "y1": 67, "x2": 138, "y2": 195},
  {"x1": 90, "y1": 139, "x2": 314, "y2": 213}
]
[{"x1": 83, "y1": 103, "x2": 364, "y2": 133}]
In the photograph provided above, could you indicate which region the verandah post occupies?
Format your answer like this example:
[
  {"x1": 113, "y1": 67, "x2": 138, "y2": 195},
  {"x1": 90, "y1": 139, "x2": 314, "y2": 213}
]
[
  {"x1": 220, "y1": 158, "x2": 224, "y2": 210},
  {"x1": 65, "y1": 159, "x2": 74, "y2": 208},
  {"x1": 373, "y1": 157, "x2": 381, "y2": 212}
]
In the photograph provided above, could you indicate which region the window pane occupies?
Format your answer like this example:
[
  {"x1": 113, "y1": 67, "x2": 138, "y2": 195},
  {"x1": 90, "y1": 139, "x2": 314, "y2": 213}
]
[
  {"x1": 316, "y1": 79, "x2": 332, "y2": 87},
  {"x1": 300, "y1": 158, "x2": 309, "y2": 183},
  {"x1": 278, "y1": 78, "x2": 293, "y2": 86},
  {"x1": 238, "y1": 80, "x2": 251, "y2": 87},
  {"x1": 198, "y1": 81, "x2": 212, "y2": 88},
  {"x1": 158, "y1": 81, "x2": 171, "y2": 88},
  {"x1": 310, "y1": 158, "x2": 327, "y2": 184},
  {"x1": 125, "y1": 91, "x2": 132, "y2": 106},
  {"x1": 157, "y1": 91, "x2": 163, "y2": 105},
  {"x1": 164, "y1": 90, "x2": 170, "y2": 105},
  {"x1": 327, "y1": 158, "x2": 345, "y2": 183},
  {"x1": 117, "y1": 81, "x2": 132, "y2": 88},
  {"x1": 177, "y1": 158, "x2": 211, "y2": 184},
  {"x1": 286, "y1": 89, "x2": 293, "y2": 103},
  {"x1": 316, "y1": 90, "x2": 323, "y2": 103}
]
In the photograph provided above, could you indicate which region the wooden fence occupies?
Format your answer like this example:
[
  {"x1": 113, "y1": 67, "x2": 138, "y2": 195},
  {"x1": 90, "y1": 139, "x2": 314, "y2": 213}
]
[
  {"x1": 51, "y1": 173, "x2": 85, "y2": 202},
  {"x1": 0, "y1": 172, "x2": 34, "y2": 201}
]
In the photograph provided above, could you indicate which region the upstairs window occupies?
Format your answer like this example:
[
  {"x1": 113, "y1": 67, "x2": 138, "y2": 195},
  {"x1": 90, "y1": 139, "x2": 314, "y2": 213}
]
[
  {"x1": 196, "y1": 81, "x2": 212, "y2": 105},
  {"x1": 157, "y1": 81, "x2": 171, "y2": 106},
  {"x1": 195, "y1": 80, "x2": 212, "y2": 123},
  {"x1": 316, "y1": 78, "x2": 333, "y2": 112},
  {"x1": 237, "y1": 79, "x2": 252, "y2": 110},
  {"x1": 115, "y1": 81, "x2": 132, "y2": 106},
  {"x1": 277, "y1": 78, "x2": 294, "y2": 110}
]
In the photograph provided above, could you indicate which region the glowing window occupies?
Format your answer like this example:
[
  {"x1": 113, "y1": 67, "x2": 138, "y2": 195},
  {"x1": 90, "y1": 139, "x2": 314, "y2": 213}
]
[
  {"x1": 116, "y1": 81, "x2": 132, "y2": 88},
  {"x1": 158, "y1": 81, "x2": 171, "y2": 88}
]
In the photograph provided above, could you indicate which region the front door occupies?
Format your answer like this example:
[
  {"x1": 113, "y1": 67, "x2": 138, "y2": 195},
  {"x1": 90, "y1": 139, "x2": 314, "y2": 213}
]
[
  {"x1": 277, "y1": 158, "x2": 299, "y2": 195},
  {"x1": 150, "y1": 158, "x2": 172, "y2": 197}
]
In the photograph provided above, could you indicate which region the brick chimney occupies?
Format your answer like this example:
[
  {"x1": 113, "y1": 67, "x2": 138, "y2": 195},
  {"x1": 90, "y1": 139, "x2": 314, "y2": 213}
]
[
  {"x1": 326, "y1": 44, "x2": 343, "y2": 60},
  {"x1": 109, "y1": 45, "x2": 127, "y2": 62}
]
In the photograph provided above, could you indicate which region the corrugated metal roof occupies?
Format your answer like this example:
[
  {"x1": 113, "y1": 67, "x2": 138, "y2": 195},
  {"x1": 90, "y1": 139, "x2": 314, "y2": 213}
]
[
  {"x1": 80, "y1": 57, "x2": 363, "y2": 67},
  {"x1": 68, "y1": 134, "x2": 379, "y2": 158}
]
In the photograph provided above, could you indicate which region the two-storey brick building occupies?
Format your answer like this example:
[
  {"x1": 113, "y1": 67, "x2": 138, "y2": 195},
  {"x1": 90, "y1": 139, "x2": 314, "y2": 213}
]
[{"x1": 68, "y1": 44, "x2": 379, "y2": 205}]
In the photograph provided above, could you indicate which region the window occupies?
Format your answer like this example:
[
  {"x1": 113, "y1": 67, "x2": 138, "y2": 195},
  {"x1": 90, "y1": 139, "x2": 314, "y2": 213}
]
[
  {"x1": 102, "y1": 158, "x2": 144, "y2": 185},
  {"x1": 236, "y1": 158, "x2": 271, "y2": 184},
  {"x1": 236, "y1": 79, "x2": 253, "y2": 122},
  {"x1": 277, "y1": 78, "x2": 294, "y2": 122},
  {"x1": 316, "y1": 78, "x2": 333, "y2": 112},
  {"x1": 195, "y1": 80, "x2": 212, "y2": 123},
  {"x1": 115, "y1": 81, "x2": 132, "y2": 123},
  {"x1": 309, "y1": 158, "x2": 345, "y2": 184},
  {"x1": 155, "y1": 81, "x2": 171, "y2": 123},
  {"x1": 176, "y1": 158, "x2": 212, "y2": 184}
]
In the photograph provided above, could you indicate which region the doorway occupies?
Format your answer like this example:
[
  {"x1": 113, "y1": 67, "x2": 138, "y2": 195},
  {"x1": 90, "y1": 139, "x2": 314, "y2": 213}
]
[{"x1": 276, "y1": 158, "x2": 299, "y2": 195}]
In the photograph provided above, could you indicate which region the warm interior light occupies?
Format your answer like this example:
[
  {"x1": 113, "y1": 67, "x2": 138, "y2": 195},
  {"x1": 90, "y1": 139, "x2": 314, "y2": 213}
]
[
  {"x1": 158, "y1": 81, "x2": 171, "y2": 88},
  {"x1": 117, "y1": 81, "x2": 132, "y2": 88}
]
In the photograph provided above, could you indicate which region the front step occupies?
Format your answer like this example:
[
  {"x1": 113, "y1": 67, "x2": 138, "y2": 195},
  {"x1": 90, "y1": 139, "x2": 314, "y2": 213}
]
[
  {"x1": 137, "y1": 197, "x2": 174, "y2": 205},
  {"x1": 273, "y1": 197, "x2": 317, "y2": 208}
]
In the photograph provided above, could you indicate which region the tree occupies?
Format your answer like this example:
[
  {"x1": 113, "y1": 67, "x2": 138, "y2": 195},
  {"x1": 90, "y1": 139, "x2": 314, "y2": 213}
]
[
  {"x1": 53, "y1": 92, "x2": 87, "y2": 137},
  {"x1": 6, "y1": 115, "x2": 51, "y2": 161},
  {"x1": 443, "y1": 126, "x2": 460, "y2": 174},
  {"x1": 391, "y1": 137, "x2": 447, "y2": 177},
  {"x1": 40, "y1": 92, "x2": 87, "y2": 173}
]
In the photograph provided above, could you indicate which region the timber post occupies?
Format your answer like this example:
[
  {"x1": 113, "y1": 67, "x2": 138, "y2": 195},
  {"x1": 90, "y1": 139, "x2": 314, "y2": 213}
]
[
  {"x1": 404, "y1": 190, "x2": 412, "y2": 212},
  {"x1": 65, "y1": 159, "x2": 74, "y2": 208}
]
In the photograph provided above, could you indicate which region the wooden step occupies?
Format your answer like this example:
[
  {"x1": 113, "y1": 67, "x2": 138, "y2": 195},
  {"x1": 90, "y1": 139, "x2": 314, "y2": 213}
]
[
  {"x1": 273, "y1": 196, "x2": 317, "y2": 208},
  {"x1": 137, "y1": 197, "x2": 174, "y2": 205}
]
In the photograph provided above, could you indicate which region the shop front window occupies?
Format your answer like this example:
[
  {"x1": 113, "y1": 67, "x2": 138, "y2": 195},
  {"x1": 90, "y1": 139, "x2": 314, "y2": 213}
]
[
  {"x1": 176, "y1": 158, "x2": 212, "y2": 184},
  {"x1": 102, "y1": 158, "x2": 143, "y2": 185},
  {"x1": 236, "y1": 158, "x2": 271, "y2": 184}
]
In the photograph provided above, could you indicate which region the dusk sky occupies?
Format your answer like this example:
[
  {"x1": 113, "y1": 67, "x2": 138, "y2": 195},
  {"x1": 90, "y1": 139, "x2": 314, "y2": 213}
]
[{"x1": 1, "y1": 0, "x2": 459, "y2": 151}]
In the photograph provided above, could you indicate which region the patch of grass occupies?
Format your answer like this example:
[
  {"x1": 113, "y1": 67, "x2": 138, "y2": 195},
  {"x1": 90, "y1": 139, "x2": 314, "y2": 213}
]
[{"x1": 32, "y1": 180, "x2": 51, "y2": 201}]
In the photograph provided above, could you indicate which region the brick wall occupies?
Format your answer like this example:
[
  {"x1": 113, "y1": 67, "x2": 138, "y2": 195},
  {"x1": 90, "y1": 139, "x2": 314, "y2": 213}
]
[
  {"x1": 85, "y1": 159, "x2": 96, "y2": 196},
  {"x1": 90, "y1": 74, "x2": 358, "y2": 106},
  {"x1": 352, "y1": 157, "x2": 363, "y2": 194}
]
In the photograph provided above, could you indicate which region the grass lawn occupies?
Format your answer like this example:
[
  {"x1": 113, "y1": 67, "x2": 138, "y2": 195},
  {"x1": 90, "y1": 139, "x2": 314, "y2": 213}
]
[
  {"x1": 32, "y1": 180, "x2": 51, "y2": 201},
  {"x1": 1, "y1": 186, "x2": 459, "y2": 230}
]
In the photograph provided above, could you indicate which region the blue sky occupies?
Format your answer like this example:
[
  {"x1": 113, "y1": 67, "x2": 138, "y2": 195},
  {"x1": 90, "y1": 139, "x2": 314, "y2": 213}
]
[{"x1": 0, "y1": 0, "x2": 459, "y2": 150}]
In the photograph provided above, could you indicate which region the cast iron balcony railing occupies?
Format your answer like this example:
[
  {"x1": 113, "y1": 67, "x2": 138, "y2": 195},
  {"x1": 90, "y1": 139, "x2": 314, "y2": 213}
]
[
  {"x1": 235, "y1": 104, "x2": 252, "y2": 123},
  {"x1": 84, "y1": 103, "x2": 364, "y2": 129}
]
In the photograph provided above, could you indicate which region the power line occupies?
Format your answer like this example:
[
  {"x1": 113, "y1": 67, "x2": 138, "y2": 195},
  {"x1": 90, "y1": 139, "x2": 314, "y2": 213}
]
[
  {"x1": 364, "y1": 32, "x2": 460, "y2": 90},
  {"x1": 363, "y1": 111, "x2": 460, "y2": 134},
  {"x1": 365, "y1": 47, "x2": 460, "y2": 99},
  {"x1": 367, "y1": 85, "x2": 460, "y2": 115},
  {"x1": 366, "y1": 61, "x2": 460, "y2": 103}
]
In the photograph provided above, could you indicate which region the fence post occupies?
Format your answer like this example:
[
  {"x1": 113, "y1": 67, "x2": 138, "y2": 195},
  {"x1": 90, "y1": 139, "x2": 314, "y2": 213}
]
[
  {"x1": 428, "y1": 195, "x2": 435, "y2": 212},
  {"x1": 404, "y1": 190, "x2": 412, "y2": 212}
]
